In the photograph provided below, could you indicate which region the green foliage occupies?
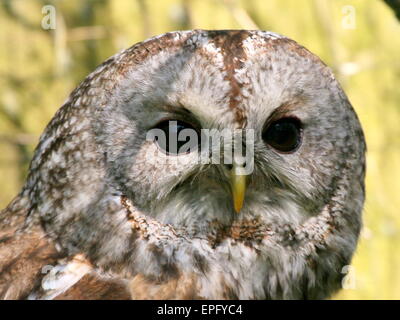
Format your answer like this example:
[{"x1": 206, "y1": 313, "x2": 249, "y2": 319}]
[{"x1": 0, "y1": 0, "x2": 399, "y2": 299}]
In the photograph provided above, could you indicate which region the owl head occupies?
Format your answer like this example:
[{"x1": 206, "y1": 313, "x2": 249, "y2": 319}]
[{"x1": 22, "y1": 30, "x2": 366, "y2": 299}]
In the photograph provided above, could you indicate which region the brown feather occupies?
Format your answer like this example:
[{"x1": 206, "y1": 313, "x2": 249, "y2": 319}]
[
  {"x1": 54, "y1": 273, "x2": 131, "y2": 300},
  {"x1": 129, "y1": 273, "x2": 200, "y2": 300},
  {"x1": 0, "y1": 195, "x2": 62, "y2": 300}
]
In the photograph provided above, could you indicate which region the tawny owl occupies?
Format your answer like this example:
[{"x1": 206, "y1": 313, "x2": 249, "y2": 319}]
[{"x1": 0, "y1": 30, "x2": 365, "y2": 300}]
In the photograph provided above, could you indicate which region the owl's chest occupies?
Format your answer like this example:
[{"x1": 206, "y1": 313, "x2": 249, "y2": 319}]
[{"x1": 129, "y1": 239, "x2": 319, "y2": 299}]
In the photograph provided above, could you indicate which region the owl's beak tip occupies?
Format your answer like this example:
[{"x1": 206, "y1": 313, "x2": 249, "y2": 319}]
[
  {"x1": 230, "y1": 165, "x2": 247, "y2": 213},
  {"x1": 233, "y1": 198, "x2": 244, "y2": 213}
]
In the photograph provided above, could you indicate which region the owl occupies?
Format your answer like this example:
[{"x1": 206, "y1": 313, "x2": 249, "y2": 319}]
[{"x1": 0, "y1": 30, "x2": 365, "y2": 300}]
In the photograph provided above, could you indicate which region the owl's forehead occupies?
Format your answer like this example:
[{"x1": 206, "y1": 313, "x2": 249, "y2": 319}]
[{"x1": 121, "y1": 30, "x2": 335, "y2": 127}]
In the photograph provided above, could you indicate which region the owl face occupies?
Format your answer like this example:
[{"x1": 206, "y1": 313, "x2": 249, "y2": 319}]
[
  {"x1": 97, "y1": 30, "x2": 362, "y2": 234},
  {"x1": 23, "y1": 30, "x2": 365, "y2": 299}
]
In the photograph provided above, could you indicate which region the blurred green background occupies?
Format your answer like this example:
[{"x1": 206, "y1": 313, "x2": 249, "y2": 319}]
[{"x1": 0, "y1": 0, "x2": 399, "y2": 299}]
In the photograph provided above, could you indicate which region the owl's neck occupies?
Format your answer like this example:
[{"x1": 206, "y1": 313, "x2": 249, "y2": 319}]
[
  {"x1": 120, "y1": 195, "x2": 349, "y2": 299},
  {"x1": 121, "y1": 195, "x2": 336, "y2": 252}
]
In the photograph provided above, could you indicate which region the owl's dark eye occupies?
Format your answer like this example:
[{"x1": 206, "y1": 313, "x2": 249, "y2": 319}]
[
  {"x1": 151, "y1": 120, "x2": 200, "y2": 155},
  {"x1": 262, "y1": 118, "x2": 302, "y2": 152}
]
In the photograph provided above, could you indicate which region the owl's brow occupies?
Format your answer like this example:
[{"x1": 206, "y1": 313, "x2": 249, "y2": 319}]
[
  {"x1": 159, "y1": 104, "x2": 200, "y2": 124},
  {"x1": 265, "y1": 99, "x2": 307, "y2": 124}
]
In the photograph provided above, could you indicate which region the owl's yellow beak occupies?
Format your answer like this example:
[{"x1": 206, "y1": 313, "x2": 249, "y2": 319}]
[{"x1": 230, "y1": 163, "x2": 247, "y2": 213}]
